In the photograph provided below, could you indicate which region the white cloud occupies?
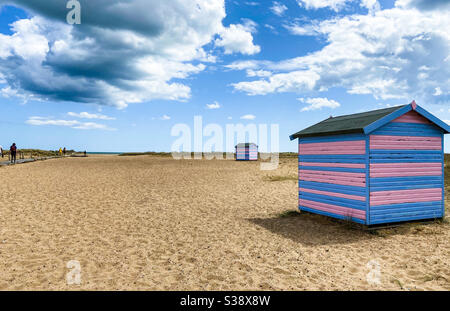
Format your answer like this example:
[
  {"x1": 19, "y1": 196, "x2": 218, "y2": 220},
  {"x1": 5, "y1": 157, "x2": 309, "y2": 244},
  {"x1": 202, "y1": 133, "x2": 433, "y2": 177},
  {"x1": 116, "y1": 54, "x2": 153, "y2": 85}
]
[
  {"x1": 246, "y1": 69, "x2": 272, "y2": 77},
  {"x1": 26, "y1": 116, "x2": 115, "y2": 130},
  {"x1": 215, "y1": 20, "x2": 261, "y2": 55},
  {"x1": 0, "y1": 1, "x2": 258, "y2": 108},
  {"x1": 360, "y1": 0, "x2": 381, "y2": 14},
  {"x1": 225, "y1": 60, "x2": 261, "y2": 71},
  {"x1": 433, "y1": 87, "x2": 443, "y2": 96},
  {"x1": 230, "y1": 5, "x2": 450, "y2": 104},
  {"x1": 284, "y1": 22, "x2": 320, "y2": 36},
  {"x1": 160, "y1": 115, "x2": 171, "y2": 120},
  {"x1": 271, "y1": 2, "x2": 288, "y2": 16},
  {"x1": 67, "y1": 112, "x2": 115, "y2": 120},
  {"x1": 206, "y1": 101, "x2": 221, "y2": 109},
  {"x1": 240, "y1": 114, "x2": 256, "y2": 120},
  {"x1": 299, "y1": 97, "x2": 341, "y2": 111},
  {"x1": 296, "y1": 0, "x2": 352, "y2": 11}
]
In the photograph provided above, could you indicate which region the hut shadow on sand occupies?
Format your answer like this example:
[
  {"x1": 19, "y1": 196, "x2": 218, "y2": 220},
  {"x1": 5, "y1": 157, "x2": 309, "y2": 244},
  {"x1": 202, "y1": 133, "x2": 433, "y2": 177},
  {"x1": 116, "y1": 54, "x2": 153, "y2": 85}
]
[{"x1": 247, "y1": 211, "x2": 377, "y2": 247}]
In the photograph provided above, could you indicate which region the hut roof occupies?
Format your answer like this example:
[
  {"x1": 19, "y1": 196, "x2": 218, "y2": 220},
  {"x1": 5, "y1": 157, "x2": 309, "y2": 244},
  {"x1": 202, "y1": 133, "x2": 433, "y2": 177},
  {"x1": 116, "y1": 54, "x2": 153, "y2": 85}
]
[
  {"x1": 290, "y1": 101, "x2": 450, "y2": 140},
  {"x1": 235, "y1": 143, "x2": 257, "y2": 148}
]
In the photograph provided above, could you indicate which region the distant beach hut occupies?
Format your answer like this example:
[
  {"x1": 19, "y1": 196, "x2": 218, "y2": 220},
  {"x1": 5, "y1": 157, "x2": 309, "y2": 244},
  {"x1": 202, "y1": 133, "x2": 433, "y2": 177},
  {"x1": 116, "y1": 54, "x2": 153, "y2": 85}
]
[
  {"x1": 289, "y1": 101, "x2": 449, "y2": 226},
  {"x1": 235, "y1": 143, "x2": 258, "y2": 161}
]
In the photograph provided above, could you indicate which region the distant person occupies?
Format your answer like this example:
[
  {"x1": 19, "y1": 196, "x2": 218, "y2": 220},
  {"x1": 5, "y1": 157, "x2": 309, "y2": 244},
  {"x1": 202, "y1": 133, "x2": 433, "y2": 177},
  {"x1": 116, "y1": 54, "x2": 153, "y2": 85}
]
[
  {"x1": 59, "y1": 148, "x2": 62, "y2": 157},
  {"x1": 63, "y1": 147, "x2": 66, "y2": 157},
  {"x1": 0, "y1": 144, "x2": 3, "y2": 158},
  {"x1": 10, "y1": 143, "x2": 17, "y2": 164},
  {"x1": 84, "y1": 150, "x2": 87, "y2": 157}
]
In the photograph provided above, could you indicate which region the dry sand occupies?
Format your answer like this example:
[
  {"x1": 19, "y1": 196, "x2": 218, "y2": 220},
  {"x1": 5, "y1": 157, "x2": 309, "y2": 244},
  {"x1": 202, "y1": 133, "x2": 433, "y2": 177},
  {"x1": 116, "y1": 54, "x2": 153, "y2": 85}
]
[{"x1": 0, "y1": 155, "x2": 449, "y2": 290}]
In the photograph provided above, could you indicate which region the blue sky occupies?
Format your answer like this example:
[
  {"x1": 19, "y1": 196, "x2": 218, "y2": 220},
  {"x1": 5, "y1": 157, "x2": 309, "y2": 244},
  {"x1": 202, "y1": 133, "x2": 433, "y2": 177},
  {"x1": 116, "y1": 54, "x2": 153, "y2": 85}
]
[{"x1": 0, "y1": 0, "x2": 449, "y2": 152}]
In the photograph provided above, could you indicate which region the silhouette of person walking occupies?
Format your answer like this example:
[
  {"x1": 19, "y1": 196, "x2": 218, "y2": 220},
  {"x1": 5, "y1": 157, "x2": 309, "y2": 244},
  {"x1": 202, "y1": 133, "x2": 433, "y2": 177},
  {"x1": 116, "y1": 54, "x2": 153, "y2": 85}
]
[{"x1": 10, "y1": 143, "x2": 17, "y2": 164}]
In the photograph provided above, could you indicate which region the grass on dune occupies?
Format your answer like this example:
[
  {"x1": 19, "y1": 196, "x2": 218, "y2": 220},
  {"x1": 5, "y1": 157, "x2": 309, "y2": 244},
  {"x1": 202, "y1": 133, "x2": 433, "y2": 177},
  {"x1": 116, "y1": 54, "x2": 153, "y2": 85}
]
[{"x1": 264, "y1": 175, "x2": 298, "y2": 182}]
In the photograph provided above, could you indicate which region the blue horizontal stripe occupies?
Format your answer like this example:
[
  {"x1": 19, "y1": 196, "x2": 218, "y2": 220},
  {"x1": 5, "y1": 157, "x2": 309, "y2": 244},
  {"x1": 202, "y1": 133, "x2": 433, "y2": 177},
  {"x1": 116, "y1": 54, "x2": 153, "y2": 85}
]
[
  {"x1": 299, "y1": 180, "x2": 366, "y2": 195},
  {"x1": 299, "y1": 134, "x2": 365, "y2": 144},
  {"x1": 371, "y1": 202, "x2": 442, "y2": 212},
  {"x1": 299, "y1": 206, "x2": 366, "y2": 224},
  {"x1": 298, "y1": 166, "x2": 366, "y2": 173},
  {"x1": 370, "y1": 176, "x2": 442, "y2": 183},
  {"x1": 373, "y1": 122, "x2": 442, "y2": 132},
  {"x1": 370, "y1": 176, "x2": 443, "y2": 191},
  {"x1": 299, "y1": 180, "x2": 366, "y2": 196},
  {"x1": 370, "y1": 212, "x2": 443, "y2": 224},
  {"x1": 300, "y1": 193, "x2": 366, "y2": 210},
  {"x1": 370, "y1": 201, "x2": 442, "y2": 210}
]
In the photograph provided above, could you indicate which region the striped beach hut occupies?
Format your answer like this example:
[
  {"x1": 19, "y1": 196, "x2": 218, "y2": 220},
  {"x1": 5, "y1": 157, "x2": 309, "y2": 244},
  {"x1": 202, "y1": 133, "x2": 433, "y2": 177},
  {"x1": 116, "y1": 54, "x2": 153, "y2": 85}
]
[
  {"x1": 235, "y1": 143, "x2": 258, "y2": 161},
  {"x1": 290, "y1": 101, "x2": 449, "y2": 225}
]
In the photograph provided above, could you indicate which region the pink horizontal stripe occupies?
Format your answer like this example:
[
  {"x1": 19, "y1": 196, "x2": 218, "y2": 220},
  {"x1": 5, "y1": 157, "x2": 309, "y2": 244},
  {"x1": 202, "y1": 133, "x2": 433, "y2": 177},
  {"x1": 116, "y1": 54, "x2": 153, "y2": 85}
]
[
  {"x1": 371, "y1": 188, "x2": 442, "y2": 205},
  {"x1": 300, "y1": 150, "x2": 366, "y2": 155},
  {"x1": 299, "y1": 140, "x2": 366, "y2": 155},
  {"x1": 370, "y1": 135, "x2": 441, "y2": 142},
  {"x1": 371, "y1": 197, "x2": 442, "y2": 206},
  {"x1": 370, "y1": 168, "x2": 442, "y2": 173},
  {"x1": 300, "y1": 162, "x2": 366, "y2": 168},
  {"x1": 370, "y1": 136, "x2": 442, "y2": 150},
  {"x1": 299, "y1": 199, "x2": 366, "y2": 220},
  {"x1": 370, "y1": 141, "x2": 441, "y2": 146},
  {"x1": 299, "y1": 176, "x2": 366, "y2": 187},
  {"x1": 370, "y1": 171, "x2": 442, "y2": 178},
  {"x1": 299, "y1": 170, "x2": 365, "y2": 178},
  {"x1": 299, "y1": 187, "x2": 366, "y2": 201},
  {"x1": 370, "y1": 163, "x2": 441, "y2": 169},
  {"x1": 371, "y1": 146, "x2": 441, "y2": 151},
  {"x1": 300, "y1": 141, "x2": 365, "y2": 147},
  {"x1": 392, "y1": 111, "x2": 430, "y2": 124}
]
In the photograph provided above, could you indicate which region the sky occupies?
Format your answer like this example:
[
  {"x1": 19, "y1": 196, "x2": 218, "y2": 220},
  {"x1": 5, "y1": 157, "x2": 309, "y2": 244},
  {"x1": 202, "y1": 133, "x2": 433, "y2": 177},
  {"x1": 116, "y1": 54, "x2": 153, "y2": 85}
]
[{"x1": 0, "y1": 0, "x2": 449, "y2": 152}]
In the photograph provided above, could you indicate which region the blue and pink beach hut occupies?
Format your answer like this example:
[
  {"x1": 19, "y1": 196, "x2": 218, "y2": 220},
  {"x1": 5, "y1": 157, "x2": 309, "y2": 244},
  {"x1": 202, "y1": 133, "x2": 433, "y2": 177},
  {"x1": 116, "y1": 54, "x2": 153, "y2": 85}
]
[
  {"x1": 235, "y1": 143, "x2": 258, "y2": 161},
  {"x1": 290, "y1": 101, "x2": 449, "y2": 225}
]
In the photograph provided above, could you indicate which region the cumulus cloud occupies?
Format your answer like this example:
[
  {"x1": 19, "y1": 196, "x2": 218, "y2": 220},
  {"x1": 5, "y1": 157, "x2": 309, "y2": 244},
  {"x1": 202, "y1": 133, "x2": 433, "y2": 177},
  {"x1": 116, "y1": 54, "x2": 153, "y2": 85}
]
[
  {"x1": 299, "y1": 97, "x2": 341, "y2": 111},
  {"x1": 215, "y1": 20, "x2": 261, "y2": 55},
  {"x1": 206, "y1": 101, "x2": 221, "y2": 109},
  {"x1": 230, "y1": 4, "x2": 450, "y2": 104},
  {"x1": 296, "y1": 0, "x2": 352, "y2": 11},
  {"x1": 0, "y1": 0, "x2": 259, "y2": 109},
  {"x1": 67, "y1": 112, "x2": 115, "y2": 120},
  {"x1": 160, "y1": 115, "x2": 171, "y2": 120},
  {"x1": 240, "y1": 114, "x2": 256, "y2": 120},
  {"x1": 360, "y1": 0, "x2": 381, "y2": 14},
  {"x1": 270, "y1": 2, "x2": 288, "y2": 16},
  {"x1": 26, "y1": 116, "x2": 115, "y2": 130}
]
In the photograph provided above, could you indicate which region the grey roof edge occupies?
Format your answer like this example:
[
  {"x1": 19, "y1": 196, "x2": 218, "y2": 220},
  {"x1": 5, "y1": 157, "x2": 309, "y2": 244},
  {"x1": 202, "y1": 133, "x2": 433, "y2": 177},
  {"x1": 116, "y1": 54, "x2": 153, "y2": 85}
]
[
  {"x1": 290, "y1": 104, "x2": 408, "y2": 140},
  {"x1": 290, "y1": 101, "x2": 450, "y2": 140}
]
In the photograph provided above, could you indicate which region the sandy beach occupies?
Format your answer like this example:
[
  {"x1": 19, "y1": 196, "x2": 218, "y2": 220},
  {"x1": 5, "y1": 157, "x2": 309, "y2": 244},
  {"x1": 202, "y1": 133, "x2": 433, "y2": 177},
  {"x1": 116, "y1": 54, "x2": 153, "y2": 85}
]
[{"x1": 0, "y1": 155, "x2": 448, "y2": 290}]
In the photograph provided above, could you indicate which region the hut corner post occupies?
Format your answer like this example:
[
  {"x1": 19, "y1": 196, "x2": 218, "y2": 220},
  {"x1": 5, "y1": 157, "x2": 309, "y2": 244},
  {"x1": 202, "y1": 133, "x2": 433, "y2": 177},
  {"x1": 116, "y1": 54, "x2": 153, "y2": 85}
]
[
  {"x1": 365, "y1": 135, "x2": 370, "y2": 225},
  {"x1": 298, "y1": 140, "x2": 301, "y2": 213},
  {"x1": 442, "y1": 133, "x2": 445, "y2": 219}
]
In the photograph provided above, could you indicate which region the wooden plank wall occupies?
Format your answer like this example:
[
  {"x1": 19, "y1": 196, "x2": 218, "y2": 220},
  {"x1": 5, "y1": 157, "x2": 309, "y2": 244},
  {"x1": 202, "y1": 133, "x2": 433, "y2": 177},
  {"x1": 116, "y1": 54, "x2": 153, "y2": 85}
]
[
  {"x1": 298, "y1": 134, "x2": 368, "y2": 224},
  {"x1": 368, "y1": 111, "x2": 444, "y2": 224}
]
